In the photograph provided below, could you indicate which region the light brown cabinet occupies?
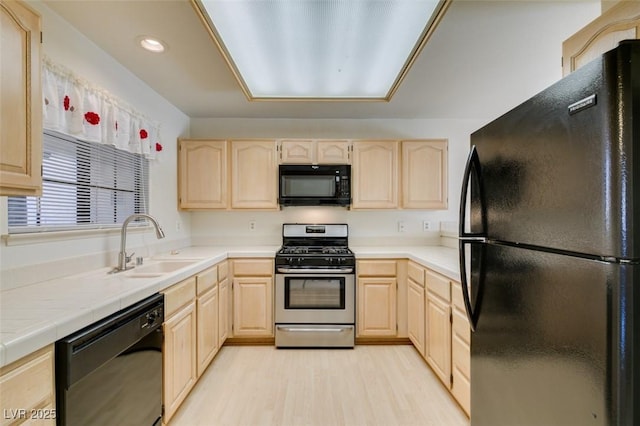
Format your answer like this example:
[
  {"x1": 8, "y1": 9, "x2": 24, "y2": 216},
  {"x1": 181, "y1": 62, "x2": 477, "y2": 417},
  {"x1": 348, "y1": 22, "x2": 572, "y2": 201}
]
[
  {"x1": 356, "y1": 260, "x2": 397, "y2": 337},
  {"x1": 562, "y1": 1, "x2": 640, "y2": 76},
  {"x1": 178, "y1": 139, "x2": 228, "y2": 209},
  {"x1": 179, "y1": 139, "x2": 277, "y2": 210},
  {"x1": 407, "y1": 261, "x2": 426, "y2": 356},
  {"x1": 230, "y1": 140, "x2": 278, "y2": 209},
  {"x1": 278, "y1": 139, "x2": 351, "y2": 164},
  {"x1": 0, "y1": 345, "x2": 55, "y2": 426},
  {"x1": 232, "y1": 259, "x2": 274, "y2": 338},
  {"x1": 401, "y1": 140, "x2": 448, "y2": 209},
  {"x1": 218, "y1": 261, "x2": 230, "y2": 347},
  {"x1": 425, "y1": 269, "x2": 452, "y2": 388},
  {"x1": 196, "y1": 266, "x2": 219, "y2": 378},
  {"x1": 0, "y1": 0, "x2": 42, "y2": 196},
  {"x1": 451, "y1": 281, "x2": 471, "y2": 416},
  {"x1": 351, "y1": 141, "x2": 399, "y2": 209},
  {"x1": 162, "y1": 277, "x2": 197, "y2": 423}
]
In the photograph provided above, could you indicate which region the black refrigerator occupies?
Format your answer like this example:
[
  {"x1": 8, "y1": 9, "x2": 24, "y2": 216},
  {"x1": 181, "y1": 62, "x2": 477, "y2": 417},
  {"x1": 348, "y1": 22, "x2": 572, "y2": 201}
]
[{"x1": 458, "y1": 40, "x2": 638, "y2": 426}]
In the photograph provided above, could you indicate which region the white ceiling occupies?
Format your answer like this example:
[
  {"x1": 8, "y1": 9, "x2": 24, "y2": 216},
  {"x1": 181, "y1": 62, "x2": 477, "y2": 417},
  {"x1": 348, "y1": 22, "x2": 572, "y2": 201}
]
[{"x1": 43, "y1": 0, "x2": 600, "y2": 120}]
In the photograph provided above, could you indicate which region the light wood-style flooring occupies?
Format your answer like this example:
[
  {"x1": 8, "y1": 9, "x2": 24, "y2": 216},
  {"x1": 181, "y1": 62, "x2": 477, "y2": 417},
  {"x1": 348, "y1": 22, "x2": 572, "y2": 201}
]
[{"x1": 170, "y1": 345, "x2": 470, "y2": 426}]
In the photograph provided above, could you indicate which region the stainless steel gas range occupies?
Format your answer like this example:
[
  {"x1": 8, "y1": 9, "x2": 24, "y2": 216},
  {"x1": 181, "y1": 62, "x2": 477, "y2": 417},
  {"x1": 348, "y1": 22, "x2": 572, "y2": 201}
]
[{"x1": 275, "y1": 223, "x2": 355, "y2": 348}]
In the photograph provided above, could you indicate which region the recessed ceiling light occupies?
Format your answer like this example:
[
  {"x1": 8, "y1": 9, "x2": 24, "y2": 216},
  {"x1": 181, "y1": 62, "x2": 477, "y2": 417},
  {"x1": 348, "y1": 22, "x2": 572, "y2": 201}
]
[
  {"x1": 191, "y1": 0, "x2": 450, "y2": 100},
  {"x1": 138, "y1": 36, "x2": 166, "y2": 53}
]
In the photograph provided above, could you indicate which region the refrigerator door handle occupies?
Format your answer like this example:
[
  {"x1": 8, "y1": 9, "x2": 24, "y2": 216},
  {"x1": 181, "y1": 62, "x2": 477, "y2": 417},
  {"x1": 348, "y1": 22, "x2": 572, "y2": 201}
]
[
  {"x1": 459, "y1": 239, "x2": 481, "y2": 331},
  {"x1": 458, "y1": 144, "x2": 486, "y2": 331},
  {"x1": 459, "y1": 145, "x2": 486, "y2": 239}
]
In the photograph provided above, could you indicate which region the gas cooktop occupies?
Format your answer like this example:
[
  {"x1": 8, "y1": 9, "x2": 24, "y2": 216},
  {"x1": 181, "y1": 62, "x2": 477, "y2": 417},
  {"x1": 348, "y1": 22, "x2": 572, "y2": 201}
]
[{"x1": 276, "y1": 224, "x2": 355, "y2": 269}]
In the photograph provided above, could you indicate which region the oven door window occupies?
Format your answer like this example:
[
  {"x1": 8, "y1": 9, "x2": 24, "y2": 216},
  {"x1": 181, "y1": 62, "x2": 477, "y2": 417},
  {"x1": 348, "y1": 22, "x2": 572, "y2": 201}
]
[
  {"x1": 281, "y1": 175, "x2": 336, "y2": 198},
  {"x1": 285, "y1": 277, "x2": 345, "y2": 309}
]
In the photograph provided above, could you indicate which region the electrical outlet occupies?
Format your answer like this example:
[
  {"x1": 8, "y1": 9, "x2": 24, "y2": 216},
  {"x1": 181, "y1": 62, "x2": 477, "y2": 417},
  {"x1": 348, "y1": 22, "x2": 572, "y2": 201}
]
[
  {"x1": 176, "y1": 220, "x2": 181, "y2": 232},
  {"x1": 398, "y1": 220, "x2": 406, "y2": 233},
  {"x1": 249, "y1": 221, "x2": 256, "y2": 231},
  {"x1": 423, "y1": 221, "x2": 432, "y2": 231}
]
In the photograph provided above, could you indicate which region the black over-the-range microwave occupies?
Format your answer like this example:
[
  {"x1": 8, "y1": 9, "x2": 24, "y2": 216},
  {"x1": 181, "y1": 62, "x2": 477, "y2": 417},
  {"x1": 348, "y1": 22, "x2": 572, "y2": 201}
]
[{"x1": 279, "y1": 164, "x2": 351, "y2": 206}]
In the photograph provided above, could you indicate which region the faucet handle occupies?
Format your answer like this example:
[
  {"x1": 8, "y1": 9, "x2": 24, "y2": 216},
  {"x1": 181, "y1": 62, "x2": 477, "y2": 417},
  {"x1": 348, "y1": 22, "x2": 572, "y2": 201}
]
[{"x1": 125, "y1": 252, "x2": 135, "y2": 264}]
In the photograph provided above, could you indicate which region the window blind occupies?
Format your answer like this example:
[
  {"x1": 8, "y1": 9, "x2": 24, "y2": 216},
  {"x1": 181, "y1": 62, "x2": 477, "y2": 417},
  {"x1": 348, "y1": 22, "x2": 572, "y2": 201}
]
[{"x1": 8, "y1": 131, "x2": 149, "y2": 233}]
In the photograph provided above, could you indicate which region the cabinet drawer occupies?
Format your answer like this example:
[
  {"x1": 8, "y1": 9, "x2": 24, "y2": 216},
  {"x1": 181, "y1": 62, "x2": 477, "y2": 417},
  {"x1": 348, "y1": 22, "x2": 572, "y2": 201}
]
[
  {"x1": 451, "y1": 281, "x2": 466, "y2": 312},
  {"x1": 426, "y1": 270, "x2": 450, "y2": 302},
  {"x1": 232, "y1": 259, "x2": 273, "y2": 276},
  {"x1": 196, "y1": 266, "x2": 218, "y2": 295},
  {"x1": 0, "y1": 346, "x2": 54, "y2": 425},
  {"x1": 218, "y1": 261, "x2": 229, "y2": 281},
  {"x1": 357, "y1": 260, "x2": 397, "y2": 276},
  {"x1": 164, "y1": 277, "x2": 196, "y2": 317},
  {"x1": 407, "y1": 261, "x2": 425, "y2": 286}
]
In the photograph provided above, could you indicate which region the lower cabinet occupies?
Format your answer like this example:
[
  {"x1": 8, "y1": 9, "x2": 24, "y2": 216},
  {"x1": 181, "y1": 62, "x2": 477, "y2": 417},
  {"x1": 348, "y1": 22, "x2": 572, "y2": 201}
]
[
  {"x1": 451, "y1": 281, "x2": 471, "y2": 416},
  {"x1": 218, "y1": 261, "x2": 230, "y2": 346},
  {"x1": 356, "y1": 260, "x2": 397, "y2": 337},
  {"x1": 407, "y1": 261, "x2": 426, "y2": 356},
  {"x1": 162, "y1": 277, "x2": 197, "y2": 423},
  {"x1": 425, "y1": 270, "x2": 452, "y2": 386},
  {"x1": 406, "y1": 262, "x2": 470, "y2": 417},
  {"x1": 196, "y1": 266, "x2": 219, "y2": 378},
  {"x1": 231, "y1": 259, "x2": 274, "y2": 338},
  {"x1": 0, "y1": 345, "x2": 55, "y2": 426}
]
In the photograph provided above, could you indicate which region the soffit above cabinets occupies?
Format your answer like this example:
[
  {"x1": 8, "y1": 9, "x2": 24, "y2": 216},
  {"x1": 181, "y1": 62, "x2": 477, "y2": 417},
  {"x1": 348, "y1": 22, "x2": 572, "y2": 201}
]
[{"x1": 190, "y1": 0, "x2": 451, "y2": 101}]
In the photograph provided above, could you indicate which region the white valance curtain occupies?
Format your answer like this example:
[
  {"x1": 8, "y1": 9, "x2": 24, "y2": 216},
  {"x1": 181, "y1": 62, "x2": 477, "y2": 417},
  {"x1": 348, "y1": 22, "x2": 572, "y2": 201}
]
[{"x1": 42, "y1": 56, "x2": 161, "y2": 159}]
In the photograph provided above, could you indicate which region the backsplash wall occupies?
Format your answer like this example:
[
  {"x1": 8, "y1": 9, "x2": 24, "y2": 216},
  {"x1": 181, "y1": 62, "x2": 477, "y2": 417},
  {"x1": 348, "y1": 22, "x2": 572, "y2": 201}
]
[{"x1": 191, "y1": 208, "x2": 452, "y2": 246}]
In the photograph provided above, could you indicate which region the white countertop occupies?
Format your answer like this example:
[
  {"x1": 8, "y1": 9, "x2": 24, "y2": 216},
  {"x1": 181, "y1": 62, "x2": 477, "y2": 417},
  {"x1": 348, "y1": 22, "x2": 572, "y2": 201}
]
[{"x1": 0, "y1": 245, "x2": 458, "y2": 368}]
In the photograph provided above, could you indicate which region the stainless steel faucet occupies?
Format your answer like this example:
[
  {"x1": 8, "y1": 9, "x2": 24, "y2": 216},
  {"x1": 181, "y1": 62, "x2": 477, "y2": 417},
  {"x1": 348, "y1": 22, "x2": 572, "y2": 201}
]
[{"x1": 114, "y1": 214, "x2": 165, "y2": 272}]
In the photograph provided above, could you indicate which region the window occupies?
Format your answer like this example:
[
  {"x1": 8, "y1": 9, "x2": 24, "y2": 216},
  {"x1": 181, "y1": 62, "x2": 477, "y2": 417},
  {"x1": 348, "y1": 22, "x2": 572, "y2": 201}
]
[{"x1": 8, "y1": 131, "x2": 149, "y2": 233}]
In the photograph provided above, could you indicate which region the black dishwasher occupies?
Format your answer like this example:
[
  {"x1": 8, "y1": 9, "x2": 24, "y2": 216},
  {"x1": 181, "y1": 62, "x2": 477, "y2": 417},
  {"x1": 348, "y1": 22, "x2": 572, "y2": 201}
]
[{"x1": 56, "y1": 293, "x2": 164, "y2": 426}]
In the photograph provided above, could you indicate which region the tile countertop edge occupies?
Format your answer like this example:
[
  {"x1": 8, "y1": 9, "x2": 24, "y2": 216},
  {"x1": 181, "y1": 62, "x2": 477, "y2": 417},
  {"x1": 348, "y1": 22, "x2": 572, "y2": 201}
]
[
  {"x1": 0, "y1": 245, "x2": 457, "y2": 367},
  {"x1": 352, "y1": 246, "x2": 460, "y2": 282}
]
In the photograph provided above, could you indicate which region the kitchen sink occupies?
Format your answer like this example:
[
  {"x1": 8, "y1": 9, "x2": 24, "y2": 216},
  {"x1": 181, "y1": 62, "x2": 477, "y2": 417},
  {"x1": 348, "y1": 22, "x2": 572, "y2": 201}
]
[{"x1": 124, "y1": 259, "x2": 199, "y2": 277}]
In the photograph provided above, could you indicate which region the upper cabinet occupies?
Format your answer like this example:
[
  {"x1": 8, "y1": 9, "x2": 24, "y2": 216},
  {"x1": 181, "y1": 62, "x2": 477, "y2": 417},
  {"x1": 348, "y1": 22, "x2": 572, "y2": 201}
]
[
  {"x1": 351, "y1": 140, "x2": 399, "y2": 209},
  {"x1": 179, "y1": 139, "x2": 228, "y2": 209},
  {"x1": 401, "y1": 140, "x2": 448, "y2": 209},
  {"x1": 179, "y1": 139, "x2": 278, "y2": 210},
  {"x1": 562, "y1": 1, "x2": 640, "y2": 76},
  {"x1": 179, "y1": 137, "x2": 447, "y2": 211},
  {"x1": 279, "y1": 139, "x2": 351, "y2": 164},
  {"x1": 230, "y1": 140, "x2": 278, "y2": 209},
  {"x1": 0, "y1": 0, "x2": 42, "y2": 196}
]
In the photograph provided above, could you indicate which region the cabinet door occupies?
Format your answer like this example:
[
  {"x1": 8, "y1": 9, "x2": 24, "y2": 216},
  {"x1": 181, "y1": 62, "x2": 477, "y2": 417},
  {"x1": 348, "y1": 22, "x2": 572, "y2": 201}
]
[
  {"x1": 196, "y1": 286, "x2": 219, "y2": 377},
  {"x1": 357, "y1": 277, "x2": 397, "y2": 337},
  {"x1": 316, "y1": 140, "x2": 351, "y2": 164},
  {"x1": 0, "y1": 345, "x2": 54, "y2": 426},
  {"x1": 562, "y1": 1, "x2": 640, "y2": 76},
  {"x1": 425, "y1": 273, "x2": 451, "y2": 387},
  {"x1": 451, "y1": 297, "x2": 471, "y2": 416},
  {"x1": 351, "y1": 141, "x2": 398, "y2": 209},
  {"x1": 233, "y1": 277, "x2": 274, "y2": 337},
  {"x1": 0, "y1": 0, "x2": 42, "y2": 196},
  {"x1": 279, "y1": 139, "x2": 314, "y2": 164},
  {"x1": 218, "y1": 277, "x2": 229, "y2": 346},
  {"x1": 163, "y1": 302, "x2": 197, "y2": 423},
  {"x1": 179, "y1": 139, "x2": 227, "y2": 209},
  {"x1": 401, "y1": 140, "x2": 448, "y2": 209},
  {"x1": 407, "y1": 278, "x2": 426, "y2": 356},
  {"x1": 230, "y1": 140, "x2": 278, "y2": 209}
]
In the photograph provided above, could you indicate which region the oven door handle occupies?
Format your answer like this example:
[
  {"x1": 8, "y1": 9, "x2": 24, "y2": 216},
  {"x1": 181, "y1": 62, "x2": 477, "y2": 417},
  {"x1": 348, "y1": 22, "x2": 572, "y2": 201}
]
[
  {"x1": 276, "y1": 267, "x2": 354, "y2": 274},
  {"x1": 276, "y1": 326, "x2": 353, "y2": 333}
]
